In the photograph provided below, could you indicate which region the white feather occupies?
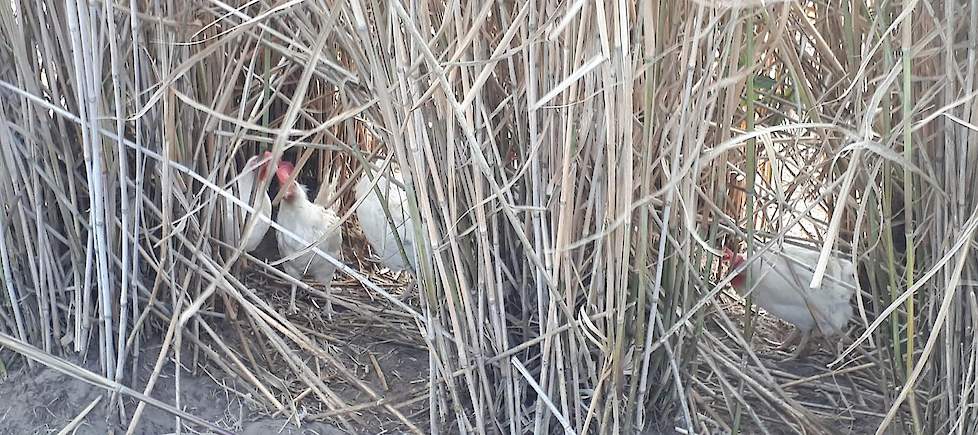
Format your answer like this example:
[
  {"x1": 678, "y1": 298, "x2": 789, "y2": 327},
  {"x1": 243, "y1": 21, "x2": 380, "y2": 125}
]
[
  {"x1": 225, "y1": 156, "x2": 271, "y2": 252},
  {"x1": 354, "y1": 167, "x2": 417, "y2": 273},
  {"x1": 735, "y1": 243, "x2": 855, "y2": 336},
  {"x1": 276, "y1": 182, "x2": 343, "y2": 285}
]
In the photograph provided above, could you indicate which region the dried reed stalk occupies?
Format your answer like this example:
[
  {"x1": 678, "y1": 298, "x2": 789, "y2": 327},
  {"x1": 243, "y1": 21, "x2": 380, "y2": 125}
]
[{"x1": 1, "y1": 1, "x2": 977, "y2": 434}]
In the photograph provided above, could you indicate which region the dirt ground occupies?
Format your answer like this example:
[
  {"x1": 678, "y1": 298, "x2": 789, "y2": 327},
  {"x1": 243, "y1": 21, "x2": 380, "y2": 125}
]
[
  {"x1": 0, "y1": 350, "x2": 345, "y2": 435},
  {"x1": 0, "y1": 221, "x2": 431, "y2": 435},
  {"x1": 704, "y1": 294, "x2": 887, "y2": 435},
  {"x1": 0, "y1": 275, "x2": 430, "y2": 435}
]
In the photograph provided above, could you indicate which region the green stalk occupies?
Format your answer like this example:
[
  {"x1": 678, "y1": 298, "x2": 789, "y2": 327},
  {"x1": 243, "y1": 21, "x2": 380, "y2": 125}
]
[
  {"x1": 882, "y1": 170, "x2": 901, "y2": 361},
  {"x1": 743, "y1": 14, "x2": 758, "y2": 345},
  {"x1": 900, "y1": 0, "x2": 916, "y2": 379},
  {"x1": 842, "y1": 1, "x2": 856, "y2": 69},
  {"x1": 261, "y1": 47, "x2": 272, "y2": 147},
  {"x1": 899, "y1": 4, "x2": 921, "y2": 432},
  {"x1": 625, "y1": 16, "x2": 658, "y2": 427},
  {"x1": 879, "y1": 9, "x2": 904, "y2": 383},
  {"x1": 732, "y1": 10, "x2": 758, "y2": 434}
]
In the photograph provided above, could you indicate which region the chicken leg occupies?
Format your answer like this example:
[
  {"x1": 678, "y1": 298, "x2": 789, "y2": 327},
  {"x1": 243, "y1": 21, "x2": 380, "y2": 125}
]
[
  {"x1": 322, "y1": 286, "x2": 334, "y2": 321},
  {"x1": 289, "y1": 283, "x2": 298, "y2": 314},
  {"x1": 775, "y1": 329, "x2": 801, "y2": 352},
  {"x1": 782, "y1": 330, "x2": 813, "y2": 361},
  {"x1": 317, "y1": 272, "x2": 335, "y2": 321}
]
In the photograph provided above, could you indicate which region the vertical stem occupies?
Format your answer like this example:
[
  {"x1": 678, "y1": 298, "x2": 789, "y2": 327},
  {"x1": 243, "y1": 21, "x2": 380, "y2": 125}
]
[
  {"x1": 627, "y1": 2, "x2": 658, "y2": 428},
  {"x1": 900, "y1": 2, "x2": 922, "y2": 432},
  {"x1": 66, "y1": 0, "x2": 116, "y2": 380},
  {"x1": 879, "y1": 8, "x2": 905, "y2": 397},
  {"x1": 900, "y1": 0, "x2": 916, "y2": 377},
  {"x1": 128, "y1": 0, "x2": 147, "y2": 388},
  {"x1": 105, "y1": 0, "x2": 131, "y2": 390},
  {"x1": 743, "y1": 11, "x2": 758, "y2": 340},
  {"x1": 733, "y1": 9, "x2": 757, "y2": 434}
]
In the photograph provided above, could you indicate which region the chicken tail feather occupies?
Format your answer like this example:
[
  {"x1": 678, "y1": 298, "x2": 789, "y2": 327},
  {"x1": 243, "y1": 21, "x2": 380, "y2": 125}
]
[{"x1": 314, "y1": 163, "x2": 342, "y2": 212}]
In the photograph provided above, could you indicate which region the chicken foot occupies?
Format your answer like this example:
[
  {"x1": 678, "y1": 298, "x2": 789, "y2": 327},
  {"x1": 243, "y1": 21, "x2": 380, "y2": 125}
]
[
  {"x1": 773, "y1": 329, "x2": 814, "y2": 361},
  {"x1": 791, "y1": 332, "x2": 813, "y2": 360},
  {"x1": 287, "y1": 280, "x2": 334, "y2": 319},
  {"x1": 321, "y1": 283, "x2": 334, "y2": 321}
]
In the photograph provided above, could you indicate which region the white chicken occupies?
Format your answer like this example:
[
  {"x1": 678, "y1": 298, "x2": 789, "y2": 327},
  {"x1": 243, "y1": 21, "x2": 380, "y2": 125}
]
[
  {"x1": 274, "y1": 160, "x2": 343, "y2": 314},
  {"x1": 354, "y1": 162, "x2": 417, "y2": 273},
  {"x1": 225, "y1": 151, "x2": 273, "y2": 253},
  {"x1": 721, "y1": 243, "x2": 856, "y2": 360}
]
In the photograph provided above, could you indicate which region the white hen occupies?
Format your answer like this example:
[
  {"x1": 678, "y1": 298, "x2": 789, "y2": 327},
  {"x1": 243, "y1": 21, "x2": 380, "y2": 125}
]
[
  {"x1": 275, "y1": 160, "x2": 343, "y2": 314},
  {"x1": 226, "y1": 151, "x2": 273, "y2": 252},
  {"x1": 354, "y1": 163, "x2": 417, "y2": 273},
  {"x1": 722, "y1": 243, "x2": 856, "y2": 360}
]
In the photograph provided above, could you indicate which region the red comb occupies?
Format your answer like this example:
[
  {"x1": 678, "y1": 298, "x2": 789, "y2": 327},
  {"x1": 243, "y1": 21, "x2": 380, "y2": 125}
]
[{"x1": 276, "y1": 160, "x2": 295, "y2": 184}]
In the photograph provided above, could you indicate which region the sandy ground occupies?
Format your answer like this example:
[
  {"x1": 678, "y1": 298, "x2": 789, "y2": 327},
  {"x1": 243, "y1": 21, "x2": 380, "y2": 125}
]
[
  {"x1": 0, "y1": 350, "x2": 344, "y2": 435},
  {"x1": 0, "y1": 229, "x2": 428, "y2": 435}
]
